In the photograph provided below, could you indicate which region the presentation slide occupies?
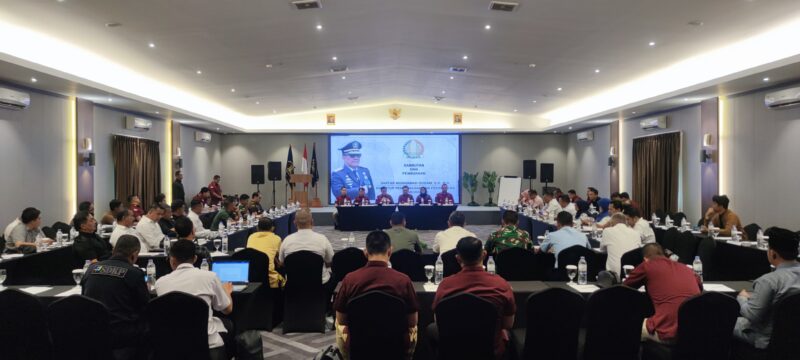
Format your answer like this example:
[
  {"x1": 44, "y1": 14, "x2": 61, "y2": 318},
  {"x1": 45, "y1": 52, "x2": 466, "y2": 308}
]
[{"x1": 329, "y1": 134, "x2": 461, "y2": 204}]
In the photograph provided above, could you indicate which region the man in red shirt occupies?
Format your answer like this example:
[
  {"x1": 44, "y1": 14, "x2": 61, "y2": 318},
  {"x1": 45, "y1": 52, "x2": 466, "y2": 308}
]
[
  {"x1": 208, "y1": 175, "x2": 223, "y2": 206},
  {"x1": 334, "y1": 231, "x2": 419, "y2": 359},
  {"x1": 127, "y1": 195, "x2": 143, "y2": 221},
  {"x1": 398, "y1": 186, "x2": 414, "y2": 205},
  {"x1": 432, "y1": 236, "x2": 515, "y2": 359},
  {"x1": 435, "y1": 183, "x2": 455, "y2": 205},
  {"x1": 192, "y1": 187, "x2": 211, "y2": 206},
  {"x1": 624, "y1": 243, "x2": 702, "y2": 344},
  {"x1": 376, "y1": 186, "x2": 394, "y2": 205},
  {"x1": 353, "y1": 187, "x2": 370, "y2": 206},
  {"x1": 334, "y1": 186, "x2": 351, "y2": 206}
]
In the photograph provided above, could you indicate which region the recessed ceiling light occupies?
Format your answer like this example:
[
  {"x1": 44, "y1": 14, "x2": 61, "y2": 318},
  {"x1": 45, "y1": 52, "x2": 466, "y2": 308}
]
[
  {"x1": 316, "y1": 24, "x2": 323, "y2": 30},
  {"x1": 484, "y1": 24, "x2": 492, "y2": 30},
  {"x1": 57, "y1": 0, "x2": 65, "y2": 2},
  {"x1": 441, "y1": 90, "x2": 446, "y2": 94},
  {"x1": 216, "y1": 127, "x2": 220, "y2": 131},
  {"x1": 155, "y1": 111, "x2": 160, "y2": 114},
  {"x1": 557, "y1": 87, "x2": 563, "y2": 91},
  {"x1": 148, "y1": 42, "x2": 155, "y2": 48},
  {"x1": 632, "y1": 111, "x2": 637, "y2": 114},
  {"x1": 763, "y1": 77, "x2": 770, "y2": 82},
  {"x1": 513, "y1": 109, "x2": 518, "y2": 112},
  {"x1": 684, "y1": 97, "x2": 689, "y2": 101},
  {"x1": 272, "y1": 109, "x2": 277, "y2": 114},
  {"x1": 568, "y1": 126, "x2": 573, "y2": 130},
  {"x1": 255, "y1": 101, "x2": 260, "y2": 105},
  {"x1": 462, "y1": 55, "x2": 469, "y2": 60},
  {"x1": 594, "y1": 69, "x2": 600, "y2": 73},
  {"x1": 532, "y1": 100, "x2": 537, "y2": 103},
  {"x1": 553, "y1": 130, "x2": 557, "y2": 133},
  {"x1": 648, "y1": 41, "x2": 656, "y2": 47},
  {"x1": 347, "y1": 91, "x2": 352, "y2": 94},
  {"x1": 230, "y1": 88, "x2": 236, "y2": 92},
  {"x1": 331, "y1": 56, "x2": 338, "y2": 61},
  {"x1": 196, "y1": 70, "x2": 202, "y2": 75},
  {"x1": 341, "y1": 76, "x2": 346, "y2": 80},
  {"x1": 449, "y1": 76, "x2": 454, "y2": 80},
  {"x1": 528, "y1": 63, "x2": 536, "y2": 68},
  {"x1": 30, "y1": 77, "x2": 37, "y2": 83},
  {"x1": 107, "y1": 97, "x2": 113, "y2": 102},
  {"x1": 265, "y1": 64, "x2": 273, "y2": 68}
]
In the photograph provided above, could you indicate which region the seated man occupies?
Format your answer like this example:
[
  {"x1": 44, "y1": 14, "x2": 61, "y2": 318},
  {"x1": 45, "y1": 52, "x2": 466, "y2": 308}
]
[
  {"x1": 397, "y1": 186, "x2": 414, "y2": 205},
  {"x1": 596, "y1": 199, "x2": 622, "y2": 228},
  {"x1": 101, "y1": 199, "x2": 123, "y2": 226},
  {"x1": 567, "y1": 189, "x2": 582, "y2": 203},
  {"x1": 542, "y1": 192, "x2": 561, "y2": 218},
  {"x1": 384, "y1": 212, "x2": 422, "y2": 253},
  {"x1": 193, "y1": 187, "x2": 211, "y2": 206},
  {"x1": 171, "y1": 201, "x2": 186, "y2": 220},
  {"x1": 155, "y1": 240, "x2": 234, "y2": 359},
  {"x1": 111, "y1": 209, "x2": 146, "y2": 249},
  {"x1": 539, "y1": 211, "x2": 591, "y2": 267},
  {"x1": 72, "y1": 211, "x2": 112, "y2": 262},
  {"x1": 248, "y1": 192, "x2": 264, "y2": 214},
  {"x1": 701, "y1": 194, "x2": 745, "y2": 238},
  {"x1": 81, "y1": 235, "x2": 149, "y2": 355},
  {"x1": 586, "y1": 187, "x2": 600, "y2": 210},
  {"x1": 136, "y1": 204, "x2": 167, "y2": 251},
  {"x1": 353, "y1": 187, "x2": 370, "y2": 206},
  {"x1": 529, "y1": 189, "x2": 544, "y2": 209},
  {"x1": 334, "y1": 231, "x2": 420, "y2": 359},
  {"x1": 127, "y1": 195, "x2": 143, "y2": 222},
  {"x1": 78, "y1": 201, "x2": 95, "y2": 216},
  {"x1": 6, "y1": 207, "x2": 51, "y2": 253},
  {"x1": 278, "y1": 210, "x2": 335, "y2": 291},
  {"x1": 734, "y1": 228, "x2": 800, "y2": 349},
  {"x1": 485, "y1": 210, "x2": 531, "y2": 256},
  {"x1": 432, "y1": 237, "x2": 515, "y2": 360},
  {"x1": 623, "y1": 205, "x2": 656, "y2": 244},
  {"x1": 433, "y1": 211, "x2": 476, "y2": 254},
  {"x1": 376, "y1": 186, "x2": 394, "y2": 205},
  {"x1": 435, "y1": 183, "x2": 454, "y2": 205},
  {"x1": 187, "y1": 199, "x2": 218, "y2": 239},
  {"x1": 246, "y1": 218, "x2": 284, "y2": 289},
  {"x1": 158, "y1": 204, "x2": 177, "y2": 237},
  {"x1": 624, "y1": 243, "x2": 702, "y2": 344},
  {"x1": 600, "y1": 213, "x2": 641, "y2": 278},
  {"x1": 210, "y1": 199, "x2": 238, "y2": 231},
  {"x1": 558, "y1": 194, "x2": 577, "y2": 217},
  {"x1": 237, "y1": 194, "x2": 250, "y2": 217},
  {"x1": 416, "y1": 187, "x2": 432, "y2": 205},
  {"x1": 335, "y1": 186, "x2": 351, "y2": 206}
]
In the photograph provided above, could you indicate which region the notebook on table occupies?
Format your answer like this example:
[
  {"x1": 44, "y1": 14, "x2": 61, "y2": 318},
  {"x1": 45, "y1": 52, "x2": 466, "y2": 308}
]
[{"x1": 211, "y1": 260, "x2": 250, "y2": 291}]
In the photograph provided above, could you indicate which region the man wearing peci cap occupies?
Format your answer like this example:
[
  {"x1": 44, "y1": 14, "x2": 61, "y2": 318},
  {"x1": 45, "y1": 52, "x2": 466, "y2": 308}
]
[{"x1": 331, "y1": 141, "x2": 375, "y2": 200}]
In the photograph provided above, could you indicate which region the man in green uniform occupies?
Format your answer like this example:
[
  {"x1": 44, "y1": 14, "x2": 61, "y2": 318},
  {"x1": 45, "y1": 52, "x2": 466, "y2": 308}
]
[{"x1": 485, "y1": 210, "x2": 532, "y2": 256}]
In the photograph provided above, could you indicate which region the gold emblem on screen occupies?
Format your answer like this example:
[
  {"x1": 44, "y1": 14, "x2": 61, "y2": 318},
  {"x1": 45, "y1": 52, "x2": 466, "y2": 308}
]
[{"x1": 389, "y1": 108, "x2": 402, "y2": 120}]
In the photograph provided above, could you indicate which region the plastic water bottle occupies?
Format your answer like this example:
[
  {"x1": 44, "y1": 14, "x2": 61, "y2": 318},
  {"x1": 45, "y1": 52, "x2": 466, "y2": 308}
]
[
  {"x1": 756, "y1": 229, "x2": 766, "y2": 249},
  {"x1": 200, "y1": 258, "x2": 209, "y2": 271},
  {"x1": 163, "y1": 235, "x2": 171, "y2": 255},
  {"x1": 543, "y1": 230, "x2": 550, "y2": 245},
  {"x1": 146, "y1": 259, "x2": 156, "y2": 280},
  {"x1": 56, "y1": 229, "x2": 64, "y2": 246},
  {"x1": 221, "y1": 233, "x2": 229, "y2": 253},
  {"x1": 732, "y1": 225, "x2": 741, "y2": 242},
  {"x1": 487, "y1": 256, "x2": 496, "y2": 275},
  {"x1": 577, "y1": 256, "x2": 588, "y2": 285},
  {"x1": 82, "y1": 260, "x2": 91, "y2": 273},
  {"x1": 434, "y1": 255, "x2": 444, "y2": 284},
  {"x1": 348, "y1": 232, "x2": 355, "y2": 245},
  {"x1": 692, "y1": 256, "x2": 703, "y2": 281}
]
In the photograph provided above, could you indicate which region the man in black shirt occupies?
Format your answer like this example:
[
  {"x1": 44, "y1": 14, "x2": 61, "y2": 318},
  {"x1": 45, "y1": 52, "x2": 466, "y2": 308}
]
[
  {"x1": 81, "y1": 235, "x2": 149, "y2": 357},
  {"x1": 172, "y1": 170, "x2": 186, "y2": 205},
  {"x1": 72, "y1": 211, "x2": 111, "y2": 262}
]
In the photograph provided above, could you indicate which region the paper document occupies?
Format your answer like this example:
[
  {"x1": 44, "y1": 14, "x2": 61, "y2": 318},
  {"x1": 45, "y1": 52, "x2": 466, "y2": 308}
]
[
  {"x1": 21, "y1": 286, "x2": 51, "y2": 295},
  {"x1": 56, "y1": 286, "x2": 82, "y2": 297},
  {"x1": 703, "y1": 284, "x2": 735, "y2": 292},
  {"x1": 422, "y1": 283, "x2": 438, "y2": 292},
  {"x1": 567, "y1": 283, "x2": 599, "y2": 293}
]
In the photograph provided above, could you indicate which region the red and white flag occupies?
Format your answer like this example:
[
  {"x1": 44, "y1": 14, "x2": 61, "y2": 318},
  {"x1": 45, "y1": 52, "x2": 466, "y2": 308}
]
[{"x1": 301, "y1": 144, "x2": 309, "y2": 189}]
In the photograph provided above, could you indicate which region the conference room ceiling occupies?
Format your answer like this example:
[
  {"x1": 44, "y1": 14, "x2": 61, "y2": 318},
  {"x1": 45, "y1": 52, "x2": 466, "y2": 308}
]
[{"x1": 1, "y1": 0, "x2": 800, "y2": 132}]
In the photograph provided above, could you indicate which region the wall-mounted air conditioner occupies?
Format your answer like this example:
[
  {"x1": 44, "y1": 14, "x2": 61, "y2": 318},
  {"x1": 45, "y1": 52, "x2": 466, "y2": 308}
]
[
  {"x1": 640, "y1": 116, "x2": 667, "y2": 130},
  {"x1": 124, "y1": 116, "x2": 152, "y2": 131},
  {"x1": 195, "y1": 131, "x2": 212, "y2": 143},
  {"x1": 0, "y1": 87, "x2": 30, "y2": 110},
  {"x1": 576, "y1": 130, "x2": 594, "y2": 142},
  {"x1": 764, "y1": 87, "x2": 800, "y2": 109}
]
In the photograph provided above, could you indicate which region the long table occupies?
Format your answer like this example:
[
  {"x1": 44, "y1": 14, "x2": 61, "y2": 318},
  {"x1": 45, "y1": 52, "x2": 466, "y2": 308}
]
[
  {"x1": 0, "y1": 246, "x2": 77, "y2": 286},
  {"x1": 337, "y1": 205, "x2": 457, "y2": 231},
  {"x1": 500, "y1": 209, "x2": 557, "y2": 239}
]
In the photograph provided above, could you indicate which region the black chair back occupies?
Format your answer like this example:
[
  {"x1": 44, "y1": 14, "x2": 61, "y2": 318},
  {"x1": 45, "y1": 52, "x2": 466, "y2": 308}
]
[
  {"x1": 441, "y1": 249, "x2": 461, "y2": 278},
  {"x1": 51, "y1": 221, "x2": 72, "y2": 235},
  {"x1": 390, "y1": 250, "x2": 427, "y2": 281},
  {"x1": 767, "y1": 291, "x2": 800, "y2": 360},
  {"x1": 556, "y1": 245, "x2": 602, "y2": 282},
  {"x1": 495, "y1": 247, "x2": 537, "y2": 281},
  {"x1": 434, "y1": 293, "x2": 497, "y2": 360},
  {"x1": 674, "y1": 292, "x2": 740, "y2": 360},
  {"x1": 620, "y1": 247, "x2": 644, "y2": 271},
  {"x1": 145, "y1": 291, "x2": 210, "y2": 360},
  {"x1": 675, "y1": 231, "x2": 701, "y2": 264},
  {"x1": 41, "y1": 226, "x2": 56, "y2": 240},
  {"x1": 230, "y1": 248, "x2": 269, "y2": 283},
  {"x1": 654, "y1": 209, "x2": 667, "y2": 224},
  {"x1": 661, "y1": 227, "x2": 681, "y2": 254},
  {"x1": 523, "y1": 288, "x2": 585, "y2": 360},
  {"x1": 48, "y1": 295, "x2": 113, "y2": 359},
  {"x1": 346, "y1": 291, "x2": 408, "y2": 360},
  {"x1": 744, "y1": 223, "x2": 761, "y2": 242},
  {"x1": 331, "y1": 247, "x2": 367, "y2": 283},
  {"x1": 671, "y1": 212, "x2": 687, "y2": 227},
  {"x1": 283, "y1": 251, "x2": 326, "y2": 333},
  {"x1": 695, "y1": 237, "x2": 717, "y2": 281},
  {"x1": 0, "y1": 289, "x2": 52, "y2": 360},
  {"x1": 584, "y1": 285, "x2": 654, "y2": 360}
]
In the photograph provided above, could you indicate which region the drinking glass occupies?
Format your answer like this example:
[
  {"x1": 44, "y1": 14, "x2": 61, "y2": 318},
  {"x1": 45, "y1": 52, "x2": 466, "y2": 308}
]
[
  {"x1": 0, "y1": 269, "x2": 6, "y2": 287},
  {"x1": 213, "y1": 239, "x2": 222, "y2": 252},
  {"x1": 566, "y1": 265, "x2": 578, "y2": 284},
  {"x1": 623, "y1": 265, "x2": 634, "y2": 280},
  {"x1": 424, "y1": 265, "x2": 435, "y2": 284},
  {"x1": 72, "y1": 269, "x2": 84, "y2": 285}
]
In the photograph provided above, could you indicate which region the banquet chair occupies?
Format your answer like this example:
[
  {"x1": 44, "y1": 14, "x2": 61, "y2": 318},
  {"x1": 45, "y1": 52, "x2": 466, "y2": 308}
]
[
  {"x1": 441, "y1": 249, "x2": 461, "y2": 278},
  {"x1": 661, "y1": 228, "x2": 681, "y2": 254},
  {"x1": 390, "y1": 249, "x2": 427, "y2": 281},
  {"x1": 670, "y1": 212, "x2": 687, "y2": 227},
  {"x1": 230, "y1": 248, "x2": 269, "y2": 283},
  {"x1": 230, "y1": 248, "x2": 276, "y2": 331},
  {"x1": 674, "y1": 231, "x2": 701, "y2": 264},
  {"x1": 331, "y1": 247, "x2": 367, "y2": 284},
  {"x1": 744, "y1": 223, "x2": 761, "y2": 242},
  {"x1": 620, "y1": 247, "x2": 644, "y2": 272},
  {"x1": 654, "y1": 209, "x2": 667, "y2": 224},
  {"x1": 515, "y1": 288, "x2": 585, "y2": 360},
  {"x1": 51, "y1": 221, "x2": 72, "y2": 235},
  {"x1": 145, "y1": 291, "x2": 211, "y2": 360},
  {"x1": 583, "y1": 286, "x2": 654, "y2": 360},
  {"x1": 283, "y1": 251, "x2": 326, "y2": 333},
  {"x1": 556, "y1": 245, "x2": 603, "y2": 282},
  {"x1": 432, "y1": 293, "x2": 497, "y2": 360},
  {"x1": 0, "y1": 289, "x2": 52, "y2": 360},
  {"x1": 48, "y1": 295, "x2": 113, "y2": 360},
  {"x1": 346, "y1": 291, "x2": 409, "y2": 360},
  {"x1": 732, "y1": 291, "x2": 800, "y2": 360},
  {"x1": 695, "y1": 237, "x2": 717, "y2": 280},
  {"x1": 41, "y1": 226, "x2": 56, "y2": 239},
  {"x1": 495, "y1": 247, "x2": 538, "y2": 281}
]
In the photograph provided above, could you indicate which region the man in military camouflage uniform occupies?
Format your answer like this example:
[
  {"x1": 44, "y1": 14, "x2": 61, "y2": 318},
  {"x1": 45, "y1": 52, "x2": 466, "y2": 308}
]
[{"x1": 485, "y1": 210, "x2": 532, "y2": 256}]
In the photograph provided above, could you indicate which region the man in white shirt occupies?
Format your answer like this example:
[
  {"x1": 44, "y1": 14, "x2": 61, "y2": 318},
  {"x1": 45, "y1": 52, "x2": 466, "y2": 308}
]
[
  {"x1": 136, "y1": 204, "x2": 166, "y2": 251},
  {"x1": 187, "y1": 199, "x2": 218, "y2": 239},
  {"x1": 597, "y1": 200, "x2": 623, "y2": 228},
  {"x1": 433, "y1": 211, "x2": 476, "y2": 254},
  {"x1": 3, "y1": 217, "x2": 20, "y2": 239},
  {"x1": 558, "y1": 195, "x2": 577, "y2": 218},
  {"x1": 155, "y1": 240, "x2": 234, "y2": 359},
  {"x1": 600, "y1": 213, "x2": 641, "y2": 278},
  {"x1": 624, "y1": 205, "x2": 656, "y2": 244},
  {"x1": 278, "y1": 210, "x2": 334, "y2": 285},
  {"x1": 543, "y1": 192, "x2": 561, "y2": 218},
  {"x1": 109, "y1": 209, "x2": 146, "y2": 250}
]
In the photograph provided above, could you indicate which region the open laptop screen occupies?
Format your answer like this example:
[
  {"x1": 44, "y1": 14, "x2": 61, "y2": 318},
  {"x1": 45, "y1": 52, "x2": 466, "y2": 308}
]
[{"x1": 211, "y1": 260, "x2": 249, "y2": 284}]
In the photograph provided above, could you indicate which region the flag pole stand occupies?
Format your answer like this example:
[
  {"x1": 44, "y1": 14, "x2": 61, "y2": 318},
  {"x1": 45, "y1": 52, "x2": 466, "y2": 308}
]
[{"x1": 311, "y1": 185, "x2": 322, "y2": 208}]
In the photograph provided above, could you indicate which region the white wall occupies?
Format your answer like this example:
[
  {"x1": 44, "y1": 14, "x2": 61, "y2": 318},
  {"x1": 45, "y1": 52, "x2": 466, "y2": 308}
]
[
  {"x1": 0, "y1": 88, "x2": 73, "y2": 225},
  {"x1": 723, "y1": 84, "x2": 800, "y2": 229},
  {"x1": 178, "y1": 125, "x2": 222, "y2": 200},
  {"x1": 566, "y1": 125, "x2": 611, "y2": 197},
  {"x1": 622, "y1": 106, "x2": 702, "y2": 221}
]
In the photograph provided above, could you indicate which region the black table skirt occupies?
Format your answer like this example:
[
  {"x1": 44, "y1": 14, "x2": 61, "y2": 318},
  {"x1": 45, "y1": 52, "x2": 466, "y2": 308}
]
[
  {"x1": 337, "y1": 205, "x2": 397, "y2": 231},
  {"x1": 0, "y1": 247, "x2": 78, "y2": 286},
  {"x1": 401, "y1": 205, "x2": 457, "y2": 231}
]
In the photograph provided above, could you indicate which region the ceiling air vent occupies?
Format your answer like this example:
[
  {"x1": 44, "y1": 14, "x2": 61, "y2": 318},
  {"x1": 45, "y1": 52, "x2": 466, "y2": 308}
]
[
  {"x1": 434, "y1": 96, "x2": 445, "y2": 101},
  {"x1": 330, "y1": 66, "x2": 348, "y2": 73},
  {"x1": 347, "y1": 96, "x2": 359, "y2": 101},
  {"x1": 291, "y1": 0, "x2": 321, "y2": 10},
  {"x1": 449, "y1": 66, "x2": 468, "y2": 73},
  {"x1": 489, "y1": 1, "x2": 519, "y2": 12}
]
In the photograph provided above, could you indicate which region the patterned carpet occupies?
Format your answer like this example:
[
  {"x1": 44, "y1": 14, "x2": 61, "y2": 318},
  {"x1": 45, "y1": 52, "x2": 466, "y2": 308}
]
[{"x1": 256, "y1": 225, "x2": 499, "y2": 359}]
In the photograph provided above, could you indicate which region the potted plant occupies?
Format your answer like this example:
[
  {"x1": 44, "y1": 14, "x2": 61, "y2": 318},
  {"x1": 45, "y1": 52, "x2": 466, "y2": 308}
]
[
  {"x1": 481, "y1": 170, "x2": 498, "y2": 206},
  {"x1": 462, "y1": 171, "x2": 480, "y2": 206}
]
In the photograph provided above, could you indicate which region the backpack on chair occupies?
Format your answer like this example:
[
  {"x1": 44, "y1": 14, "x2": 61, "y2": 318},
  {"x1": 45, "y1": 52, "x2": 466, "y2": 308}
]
[{"x1": 313, "y1": 345, "x2": 343, "y2": 360}]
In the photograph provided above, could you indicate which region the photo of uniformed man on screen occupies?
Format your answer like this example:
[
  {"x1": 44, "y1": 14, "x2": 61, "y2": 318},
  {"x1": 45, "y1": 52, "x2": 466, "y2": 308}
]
[{"x1": 331, "y1": 141, "x2": 375, "y2": 200}]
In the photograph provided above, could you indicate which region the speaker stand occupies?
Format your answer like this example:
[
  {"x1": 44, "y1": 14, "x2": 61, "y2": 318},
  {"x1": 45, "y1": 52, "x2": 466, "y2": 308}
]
[
  {"x1": 528, "y1": 178, "x2": 532, "y2": 189},
  {"x1": 543, "y1": 182, "x2": 550, "y2": 193},
  {"x1": 271, "y1": 180, "x2": 277, "y2": 207}
]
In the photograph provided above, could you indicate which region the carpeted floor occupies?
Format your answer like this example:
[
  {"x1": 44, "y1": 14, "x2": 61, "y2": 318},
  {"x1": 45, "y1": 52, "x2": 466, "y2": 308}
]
[{"x1": 256, "y1": 225, "x2": 500, "y2": 359}]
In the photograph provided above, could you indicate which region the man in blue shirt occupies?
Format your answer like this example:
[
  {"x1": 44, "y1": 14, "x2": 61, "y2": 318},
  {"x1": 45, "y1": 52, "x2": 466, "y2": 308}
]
[
  {"x1": 734, "y1": 227, "x2": 800, "y2": 349},
  {"x1": 539, "y1": 211, "x2": 591, "y2": 267}
]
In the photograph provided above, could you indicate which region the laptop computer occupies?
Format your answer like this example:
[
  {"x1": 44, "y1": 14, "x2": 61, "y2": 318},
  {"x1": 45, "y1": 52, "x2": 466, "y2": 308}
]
[{"x1": 211, "y1": 260, "x2": 250, "y2": 292}]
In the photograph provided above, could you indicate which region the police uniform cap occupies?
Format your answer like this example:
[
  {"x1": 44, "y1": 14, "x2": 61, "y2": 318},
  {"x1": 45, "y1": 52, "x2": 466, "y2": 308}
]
[{"x1": 339, "y1": 141, "x2": 362, "y2": 156}]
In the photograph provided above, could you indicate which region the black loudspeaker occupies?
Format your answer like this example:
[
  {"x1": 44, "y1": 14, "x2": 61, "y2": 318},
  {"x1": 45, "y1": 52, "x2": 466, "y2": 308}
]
[
  {"x1": 523, "y1": 160, "x2": 537, "y2": 179},
  {"x1": 251, "y1": 165, "x2": 265, "y2": 185},
  {"x1": 540, "y1": 163, "x2": 554, "y2": 183},
  {"x1": 267, "y1": 162, "x2": 282, "y2": 181}
]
